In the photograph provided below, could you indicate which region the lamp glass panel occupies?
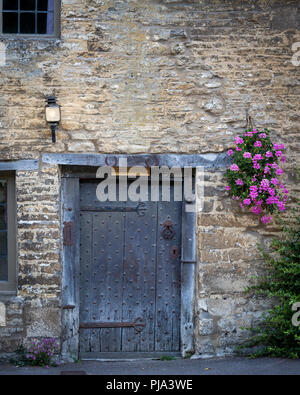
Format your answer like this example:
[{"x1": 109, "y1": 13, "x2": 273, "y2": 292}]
[{"x1": 46, "y1": 106, "x2": 60, "y2": 123}]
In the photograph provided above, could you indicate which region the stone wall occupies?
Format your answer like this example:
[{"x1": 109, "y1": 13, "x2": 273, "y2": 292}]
[
  {"x1": 0, "y1": 0, "x2": 300, "y2": 359},
  {"x1": 0, "y1": 165, "x2": 61, "y2": 359}
]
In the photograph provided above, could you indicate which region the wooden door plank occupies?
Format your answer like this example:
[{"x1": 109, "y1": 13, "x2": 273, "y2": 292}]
[
  {"x1": 121, "y1": 201, "x2": 157, "y2": 352},
  {"x1": 79, "y1": 211, "x2": 93, "y2": 353},
  {"x1": 93, "y1": 211, "x2": 124, "y2": 352},
  {"x1": 155, "y1": 191, "x2": 182, "y2": 352}
]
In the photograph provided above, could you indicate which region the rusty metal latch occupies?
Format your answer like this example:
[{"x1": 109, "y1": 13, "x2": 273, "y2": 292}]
[
  {"x1": 161, "y1": 220, "x2": 176, "y2": 240},
  {"x1": 63, "y1": 221, "x2": 74, "y2": 246},
  {"x1": 79, "y1": 317, "x2": 145, "y2": 334},
  {"x1": 62, "y1": 305, "x2": 76, "y2": 310}
]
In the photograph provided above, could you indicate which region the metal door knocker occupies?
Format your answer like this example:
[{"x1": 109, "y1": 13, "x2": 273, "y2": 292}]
[{"x1": 161, "y1": 220, "x2": 176, "y2": 240}]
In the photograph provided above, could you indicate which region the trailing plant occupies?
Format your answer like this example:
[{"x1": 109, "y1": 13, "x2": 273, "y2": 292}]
[
  {"x1": 240, "y1": 201, "x2": 300, "y2": 359},
  {"x1": 225, "y1": 128, "x2": 288, "y2": 224},
  {"x1": 11, "y1": 338, "x2": 60, "y2": 367}
]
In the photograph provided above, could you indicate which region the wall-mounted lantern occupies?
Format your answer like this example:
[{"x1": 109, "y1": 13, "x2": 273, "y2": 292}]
[{"x1": 45, "y1": 96, "x2": 61, "y2": 143}]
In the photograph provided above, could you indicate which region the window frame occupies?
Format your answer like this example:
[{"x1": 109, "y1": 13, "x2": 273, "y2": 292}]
[
  {"x1": 0, "y1": 173, "x2": 16, "y2": 294},
  {"x1": 0, "y1": 0, "x2": 61, "y2": 38}
]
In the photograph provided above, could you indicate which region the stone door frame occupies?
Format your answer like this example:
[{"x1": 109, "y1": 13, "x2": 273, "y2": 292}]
[{"x1": 42, "y1": 153, "x2": 227, "y2": 361}]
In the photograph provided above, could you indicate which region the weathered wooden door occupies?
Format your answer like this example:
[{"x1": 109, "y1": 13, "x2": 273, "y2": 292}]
[{"x1": 79, "y1": 180, "x2": 182, "y2": 356}]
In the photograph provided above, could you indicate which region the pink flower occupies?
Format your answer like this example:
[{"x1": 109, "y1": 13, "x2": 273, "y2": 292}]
[
  {"x1": 275, "y1": 151, "x2": 282, "y2": 157},
  {"x1": 250, "y1": 191, "x2": 258, "y2": 200},
  {"x1": 276, "y1": 168, "x2": 284, "y2": 175},
  {"x1": 259, "y1": 133, "x2": 267, "y2": 138},
  {"x1": 252, "y1": 206, "x2": 262, "y2": 214},
  {"x1": 266, "y1": 196, "x2": 278, "y2": 204},
  {"x1": 268, "y1": 188, "x2": 275, "y2": 196},
  {"x1": 253, "y1": 162, "x2": 260, "y2": 170},
  {"x1": 236, "y1": 147, "x2": 242, "y2": 151},
  {"x1": 277, "y1": 202, "x2": 286, "y2": 211},
  {"x1": 236, "y1": 179, "x2": 244, "y2": 186},
  {"x1": 230, "y1": 164, "x2": 239, "y2": 171},
  {"x1": 271, "y1": 163, "x2": 278, "y2": 169},
  {"x1": 260, "y1": 179, "x2": 270, "y2": 189},
  {"x1": 243, "y1": 152, "x2": 252, "y2": 159},
  {"x1": 264, "y1": 166, "x2": 271, "y2": 174},
  {"x1": 252, "y1": 129, "x2": 258, "y2": 134},
  {"x1": 274, "y1": 143, "x2": 285, "y2": 150},
  {"x1": 254, "y1": 141, "x2": 262, "y2": 147},
  {"x1": 271, "y1": 178, "x2": 279, "y2": 185},
  {"x1": 243, "y1": 198, "x2": 251, "y2": 205},
  {"x1": 265, "y1": 151, "x2": 273, "y2": 158},
  {"x1": 281, "y1": 156, "x2": 286, "y2": 163},
  {"x1": 261, "y1": 215, "x2": 272, "y2": 224},
  {"x1": 235, "y1": 137, "x2": 244, "y2": 145},
  {"x1": 250, "y1": 185, "x2": 258, "y2": 191},
  {"x1": 253, "y1": 154, "x2": 264, "y2": 161},
  {"x1": 227, "y1": 149, "x2": 234, "y2": 156},
  {"x1": 225, "y1": 186, "x2": 230, "y2": 191}
]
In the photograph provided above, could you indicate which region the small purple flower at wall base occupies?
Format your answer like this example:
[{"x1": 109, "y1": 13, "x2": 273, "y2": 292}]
[{"x1": 225, "y1": 128, "x2": 288, "y2": 225}]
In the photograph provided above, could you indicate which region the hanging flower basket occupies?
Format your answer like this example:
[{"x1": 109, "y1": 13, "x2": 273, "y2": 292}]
[{"x1": 225, "y1": 128, "x2": 288, "y2": 224}]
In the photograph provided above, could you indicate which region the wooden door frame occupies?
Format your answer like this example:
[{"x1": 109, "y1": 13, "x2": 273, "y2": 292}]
[{"x1": 60, "y1": 158, "x2": 197, "y2": 361}]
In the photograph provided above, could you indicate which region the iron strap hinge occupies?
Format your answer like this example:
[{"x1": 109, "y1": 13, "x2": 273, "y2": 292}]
[
  {"x1": 79, "y1": 317, "x2": 145, "y2": 334},
  {"x1": 80, "y1": 202, "x2": 147, "y2": 217}
]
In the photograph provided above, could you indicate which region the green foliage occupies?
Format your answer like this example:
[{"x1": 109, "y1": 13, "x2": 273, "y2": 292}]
[
  {"x1": 9, "y1": 345, "x2": 28, "y2": 367},
  {"x1": 155, "y1": 355, "x2": 177, "y2": 361},
  {"x1": 241, "y1": 203, "x2": 300, "y2": 359}
]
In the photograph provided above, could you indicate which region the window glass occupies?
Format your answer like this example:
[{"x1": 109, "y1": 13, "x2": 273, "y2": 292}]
[
  {"x1": 3, "y1": 0, "x2": 18, "y2": 10},
  {"x1": 3, "y1": 12, "x2": 18, "y2": 33},
  {"x1": 0, "y1": 181, "x2": 8, "y2": 282},
  {"x1": 20, "y1": 0, "x2": 35, "y2": 11},
  {"x1": 38, "y1": 0, "x2": 48, "y2": 11},
  {"x1": 2, "y1": 0, "x2": 56, "y2": 35},
  {"x1": 20, "y1": 12, "x2": 35, "y2": 34}
]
